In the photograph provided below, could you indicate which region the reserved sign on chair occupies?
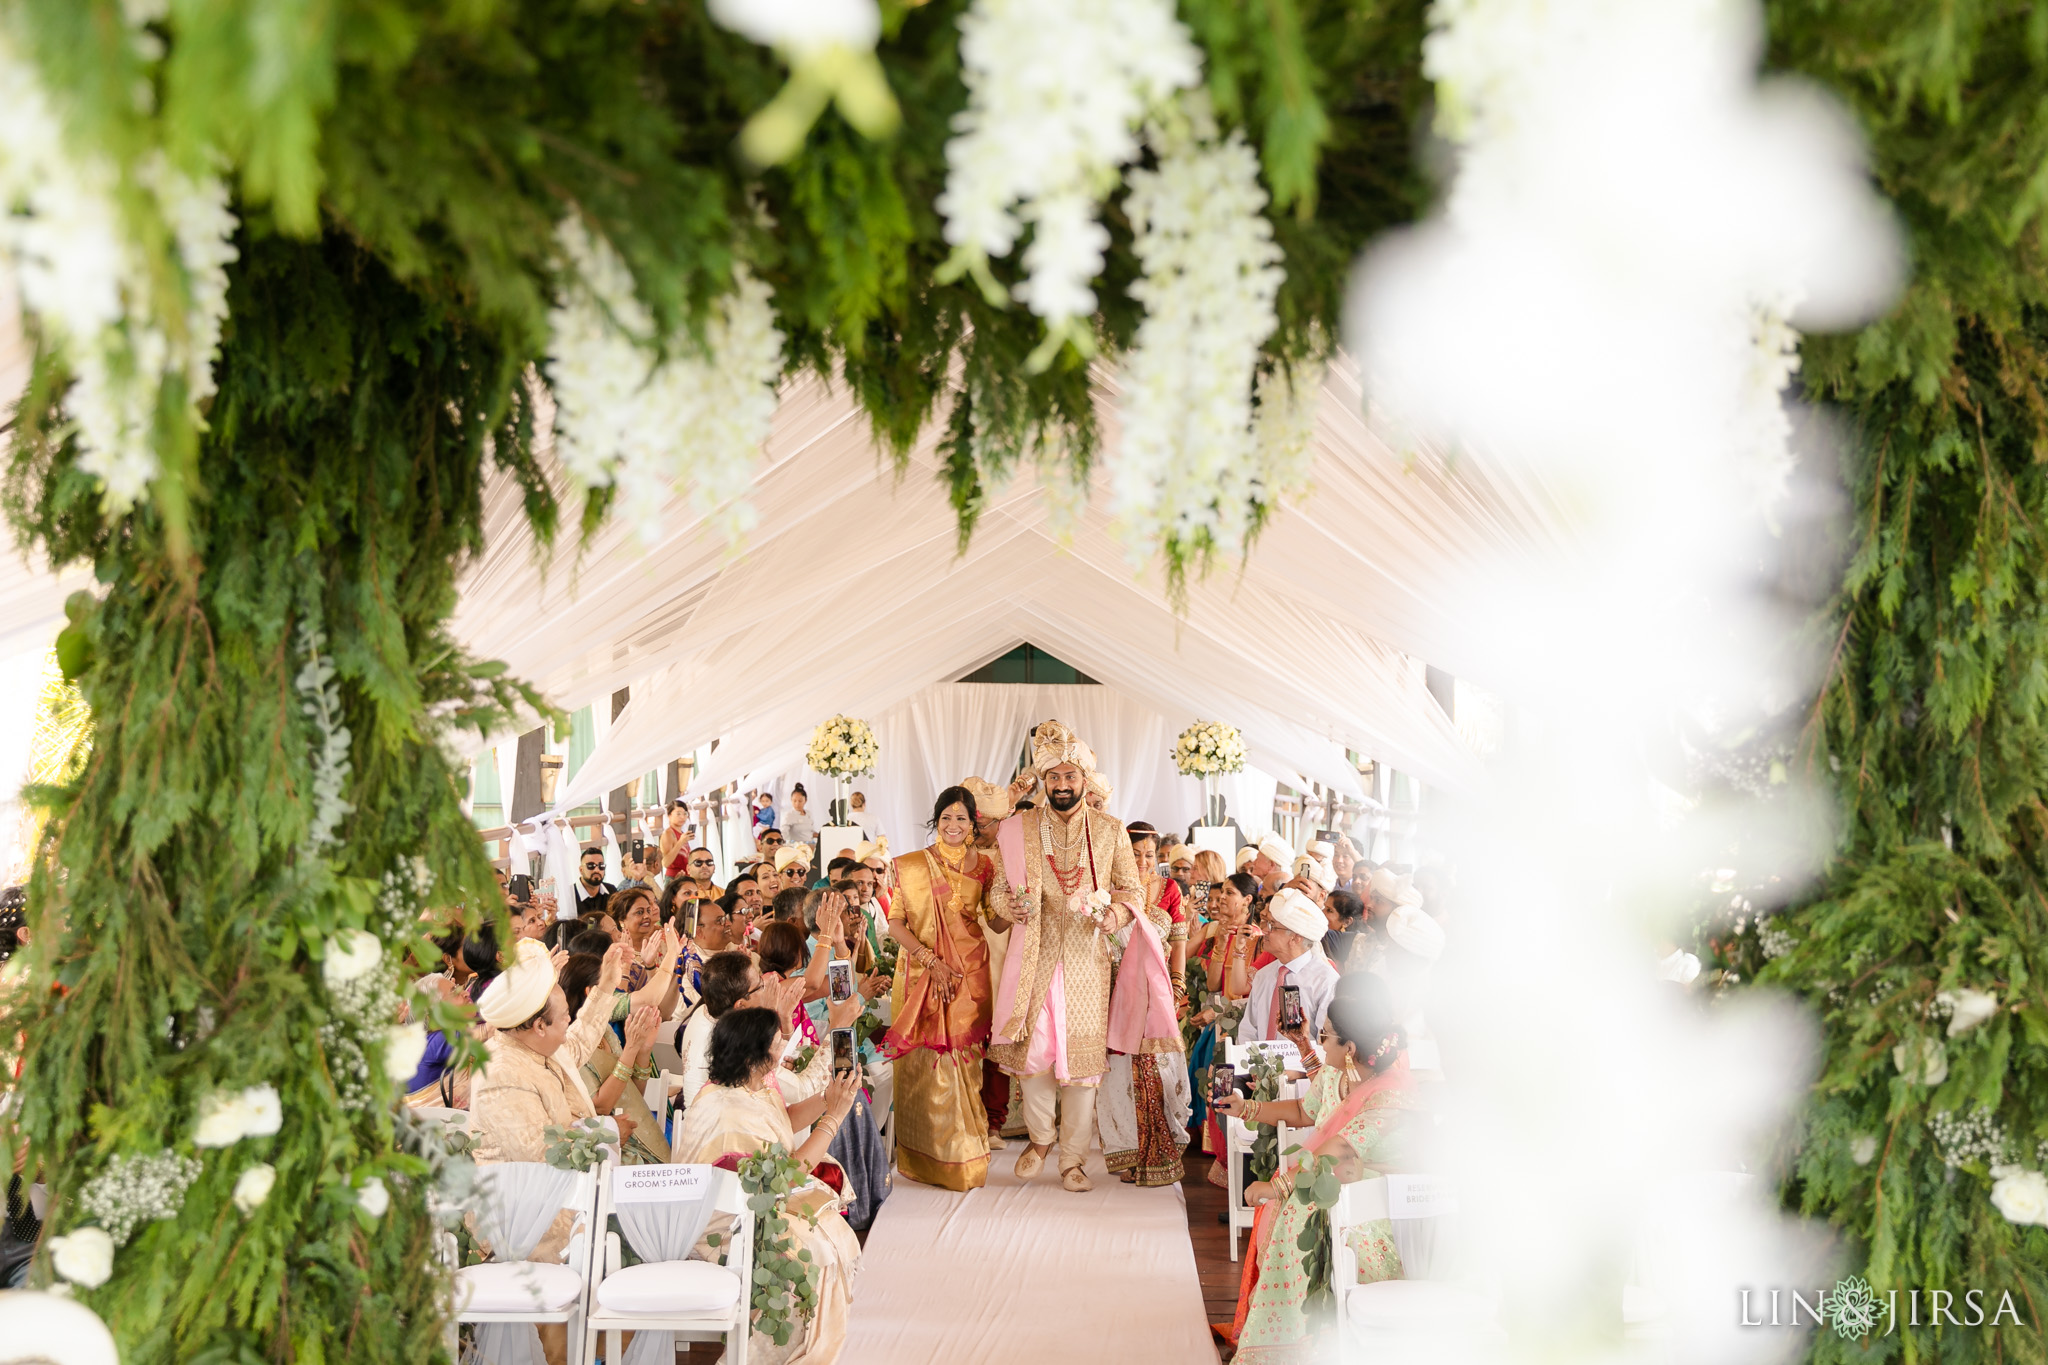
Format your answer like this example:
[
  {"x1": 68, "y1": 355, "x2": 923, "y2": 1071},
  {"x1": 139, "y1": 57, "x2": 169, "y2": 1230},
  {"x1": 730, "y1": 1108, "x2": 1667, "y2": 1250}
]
[
  {"x1": 614, "y1": 1164, "x2": 713, "y2": 1204},
  {"x1": 1384, "y1": 1173, "x2": 1457, "y2": 1218}
]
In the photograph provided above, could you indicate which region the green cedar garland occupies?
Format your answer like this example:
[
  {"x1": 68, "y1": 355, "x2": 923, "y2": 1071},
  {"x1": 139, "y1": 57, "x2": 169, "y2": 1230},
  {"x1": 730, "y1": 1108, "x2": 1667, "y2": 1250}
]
[
  {"x1": 4, "y1": 231, "x2": 543, "y2": 1359},
  {"x1": 1703, "y1": 4, "x2": 2048, "y2": 1361}
]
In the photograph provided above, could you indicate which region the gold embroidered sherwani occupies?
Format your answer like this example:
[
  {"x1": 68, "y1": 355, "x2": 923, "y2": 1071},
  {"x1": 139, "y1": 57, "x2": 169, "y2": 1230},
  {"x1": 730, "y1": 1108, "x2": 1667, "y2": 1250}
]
[{"x1": 986, "y1": 804, "x2": 1144, "y2": 1080}]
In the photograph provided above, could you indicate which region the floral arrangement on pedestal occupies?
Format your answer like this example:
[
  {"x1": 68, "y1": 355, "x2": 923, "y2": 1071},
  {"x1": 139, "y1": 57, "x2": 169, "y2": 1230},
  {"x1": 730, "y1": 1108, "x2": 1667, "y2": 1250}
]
[
  {"x1": 1173, "y1": 720, "x2": 1247, "y2": 777},
  {"x1": 807, "y1": 715, "x2": 880, "y2": 779}
]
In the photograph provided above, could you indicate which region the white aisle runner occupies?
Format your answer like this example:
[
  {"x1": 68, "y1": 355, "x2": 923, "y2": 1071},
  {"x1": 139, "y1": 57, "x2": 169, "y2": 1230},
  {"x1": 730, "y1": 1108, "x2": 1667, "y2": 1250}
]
[{"x1": 842, "y1": 1145, "x2": 1216, "y2": 1365}]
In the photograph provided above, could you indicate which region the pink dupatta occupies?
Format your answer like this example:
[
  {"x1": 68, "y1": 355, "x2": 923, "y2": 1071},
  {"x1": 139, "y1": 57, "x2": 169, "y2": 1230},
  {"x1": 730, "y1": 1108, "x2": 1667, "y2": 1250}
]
[{"x1": 1106, "y1": 909, "x2": 1180, "y2": 1055}]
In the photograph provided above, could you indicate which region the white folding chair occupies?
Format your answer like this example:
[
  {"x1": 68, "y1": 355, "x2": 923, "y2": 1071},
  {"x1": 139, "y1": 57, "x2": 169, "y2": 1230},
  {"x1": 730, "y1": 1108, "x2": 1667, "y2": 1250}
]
[
  {"x1": 454, "y1": 1162, "x2": 599, "y2": 1365},
  {"x1": 650, "y1": 1018, "x2": 686, "y2": 1079},
  {"x1": 584, "y1": 1163, "x2": 754, "y2": 1365},
  {"x1": 1332, "y1": 1175, "x2": 1501, "y2": 1363}
]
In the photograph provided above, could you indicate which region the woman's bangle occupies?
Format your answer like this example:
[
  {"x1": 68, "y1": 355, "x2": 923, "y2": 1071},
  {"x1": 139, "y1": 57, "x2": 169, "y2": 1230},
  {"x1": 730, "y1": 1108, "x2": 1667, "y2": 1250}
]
[
  {"x1": 1247, "y1": 1100, "x2": 1261, "y2": 1126},
  {"x1": 611, "y1": 1062, "x2": 635, "y2": 1081}
]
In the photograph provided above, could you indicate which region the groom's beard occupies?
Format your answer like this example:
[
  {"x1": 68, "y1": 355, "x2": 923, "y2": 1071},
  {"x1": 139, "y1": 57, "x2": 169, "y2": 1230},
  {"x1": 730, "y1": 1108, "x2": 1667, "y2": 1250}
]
[{"x1": 1046, "y1": 788, "x2": 1082, "y2": 812}]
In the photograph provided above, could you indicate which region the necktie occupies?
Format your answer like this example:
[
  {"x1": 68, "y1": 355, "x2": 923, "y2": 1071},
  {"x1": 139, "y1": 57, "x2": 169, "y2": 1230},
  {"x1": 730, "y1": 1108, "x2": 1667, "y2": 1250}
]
[{"x1": 1266, "y1": 964, "x2": 1291, "y2": 1041}]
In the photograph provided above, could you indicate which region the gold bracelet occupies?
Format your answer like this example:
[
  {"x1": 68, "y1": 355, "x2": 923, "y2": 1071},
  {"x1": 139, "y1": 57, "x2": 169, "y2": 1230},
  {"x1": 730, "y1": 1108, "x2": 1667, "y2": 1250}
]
[{"x1": 611, "y1": 1062, "x2": 634, "y2": 1081}]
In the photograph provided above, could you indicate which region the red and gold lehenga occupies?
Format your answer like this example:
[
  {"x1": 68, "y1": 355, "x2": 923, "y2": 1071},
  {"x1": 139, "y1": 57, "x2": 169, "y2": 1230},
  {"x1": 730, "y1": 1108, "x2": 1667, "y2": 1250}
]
[
  {"x1": 1099, "y1": 877, "x2": 1192, "y2": 1185},
  {"x1": 882, "y1": 843, "x2": 995, "y2": 1190}
]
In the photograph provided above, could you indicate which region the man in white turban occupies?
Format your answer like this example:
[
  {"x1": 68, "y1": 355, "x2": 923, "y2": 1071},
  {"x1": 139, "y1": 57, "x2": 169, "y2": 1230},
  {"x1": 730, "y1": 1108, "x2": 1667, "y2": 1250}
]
[
  {"x1": 1249, "y1": 833, "x2": 1293, "y2": 895},
  {"x1": 1236, "y1": 889, "x2": 1341, "y2": 1046},
  {"x1": 774, "y1": 842, "x2": 813, "y2": 893},
  {"x1": 987, "y1": 719, "x2": 1145, "y2": 1192},
  {"x1": 959, "y1": 777, "x2": 1011, "y2": 848},
  {"x1": 471, "y1": 940, "x2": 630, "y2": 1164}
]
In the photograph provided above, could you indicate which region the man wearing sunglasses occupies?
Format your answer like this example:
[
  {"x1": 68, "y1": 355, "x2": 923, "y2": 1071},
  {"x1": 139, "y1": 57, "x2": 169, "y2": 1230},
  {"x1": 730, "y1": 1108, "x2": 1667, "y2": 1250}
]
[{"x1": 571, "y1": 844, "x2": 614, "y2": 915}]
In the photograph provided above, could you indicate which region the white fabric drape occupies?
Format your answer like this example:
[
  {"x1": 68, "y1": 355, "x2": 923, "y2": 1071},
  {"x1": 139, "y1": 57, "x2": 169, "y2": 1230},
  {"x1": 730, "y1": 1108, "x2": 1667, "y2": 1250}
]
[
  {"x1": 612, "y1": 1172, "x2": 723, "y2": 1365},
  {"x1": 469, "y1": 1163, "x2": 585, "y2": 1365},
  {"x1": 0, "y1": 310, "x2": 1544, "y2": 824}
]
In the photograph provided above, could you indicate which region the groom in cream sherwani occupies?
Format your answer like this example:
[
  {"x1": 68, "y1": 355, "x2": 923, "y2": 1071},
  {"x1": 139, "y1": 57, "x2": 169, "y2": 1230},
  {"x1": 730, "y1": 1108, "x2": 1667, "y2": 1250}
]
[{"x1": 986, "y1": 720, "x2": 1144, "y2": 1192}]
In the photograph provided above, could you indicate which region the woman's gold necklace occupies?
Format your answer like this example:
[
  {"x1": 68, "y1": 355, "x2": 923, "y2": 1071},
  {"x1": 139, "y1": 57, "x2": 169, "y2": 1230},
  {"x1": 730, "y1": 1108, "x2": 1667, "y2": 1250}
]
[{"x1": 933, "y1": 839, "x2": 967, "y2": 869}]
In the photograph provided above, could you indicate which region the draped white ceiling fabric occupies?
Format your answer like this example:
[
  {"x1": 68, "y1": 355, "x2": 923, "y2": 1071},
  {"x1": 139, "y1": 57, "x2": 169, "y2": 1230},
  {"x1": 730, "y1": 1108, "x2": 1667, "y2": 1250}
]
[{"x1": 5, "y1": 274, "x2": 1559, "y2": 824}]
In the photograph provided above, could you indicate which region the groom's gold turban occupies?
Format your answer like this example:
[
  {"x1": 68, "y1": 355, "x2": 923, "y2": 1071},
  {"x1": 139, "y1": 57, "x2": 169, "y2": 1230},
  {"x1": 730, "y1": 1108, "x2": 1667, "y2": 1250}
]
[{"x1": 1029, "y1": 719, "x2": 1094, "y2": 774}]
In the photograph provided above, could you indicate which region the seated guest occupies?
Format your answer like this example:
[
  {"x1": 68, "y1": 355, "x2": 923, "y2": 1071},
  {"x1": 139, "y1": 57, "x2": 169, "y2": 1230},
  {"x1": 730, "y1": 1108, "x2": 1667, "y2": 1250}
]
[
  {"x1": 763, "y1": 909, "x2": 891, "y2": 1229},
  {"x1": 1187, "y1": 871, "x2": 1275, "y2": 1175},
  {"x1": 1217, "y1": 974, "x2": 1425, "y2": 1358},
  {"x1": 461, "y1": 925, "x2": 503, "y2": 1004},
  {"x1": 674, "y1": 1006, "x2": 863, "y2": 1364},
  {"x1": 679, "y1": 951, "x2": 779, "y2": 1103},
  {"x1": 1323, "y1": 889, "x2": 1376, "y2": 974},
  {"x1": 1236, "y1": 889, "x2": 1340, "y2": 1045},
  {"x1": 471, "y1": 940, "x2": 628, "y2": 1163},
  {"x1": 612, "y1": 885, "x2": 684, "y2": 1012},
  {"x1": 769, "y1": 886, "x2": 809, "y2": 925},
  {"x1": 558, "y1": 953, "x2": 667, "y2": 1164}
]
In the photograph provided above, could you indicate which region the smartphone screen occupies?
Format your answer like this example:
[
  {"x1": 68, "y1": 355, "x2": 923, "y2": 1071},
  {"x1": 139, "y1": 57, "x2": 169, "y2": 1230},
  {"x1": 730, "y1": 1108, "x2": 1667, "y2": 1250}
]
[
  {"x1": 1210, "y1": 1063, "x2": 1236, "y2": 1104},
  {"x1": 828, "y1": 959, "x2": 854, "y2": 1003},
  {"x1": 1280, "y1": 984, "x2": 1305, "y2": 1030},
  {"x1": 1193, "y1": 882, "x2": 1211, "y2": 911},
  {"x1": 681, "y1": 899, "x2": 700, "y2": 939},
  {"x1": 831, "y1": 1026, "x2": 856, "y2": 1073},
  {"x1": 509, "y1": 873, "x2": 532, "y2": 904}
]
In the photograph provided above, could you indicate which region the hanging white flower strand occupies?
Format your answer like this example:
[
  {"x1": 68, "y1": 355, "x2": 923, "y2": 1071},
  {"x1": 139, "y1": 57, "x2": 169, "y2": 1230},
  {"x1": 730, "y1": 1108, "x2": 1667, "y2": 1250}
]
[
  {"x1": 546, "y1": 219, "x2": 785, "y2": 546},
  {"x1": 936, "y1": 0, "x2": 1200, "y2": 369},
  {"x1": 1112, "y1": 97, "x2": 1301, "y2": 574},
  {"x1": 706, "y1": 0, "x2": 900, "y2": 165},
  {"x1": 0, "y1": 21, "x2": 237, "y2": 514}
]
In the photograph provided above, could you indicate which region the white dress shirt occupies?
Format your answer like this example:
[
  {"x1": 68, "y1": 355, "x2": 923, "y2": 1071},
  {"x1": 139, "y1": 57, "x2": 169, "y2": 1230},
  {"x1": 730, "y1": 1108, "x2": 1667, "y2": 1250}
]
[{"x1": 1236, "y1": 947, "x2": 1340, "y2": 1046}]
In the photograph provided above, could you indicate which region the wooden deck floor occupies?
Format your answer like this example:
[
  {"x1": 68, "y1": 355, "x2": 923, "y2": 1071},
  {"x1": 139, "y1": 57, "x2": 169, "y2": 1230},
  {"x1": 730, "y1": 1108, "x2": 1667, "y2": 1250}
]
[{"x1": 1180, "y1": 1135, "x2": 1239, "y2": 1358}]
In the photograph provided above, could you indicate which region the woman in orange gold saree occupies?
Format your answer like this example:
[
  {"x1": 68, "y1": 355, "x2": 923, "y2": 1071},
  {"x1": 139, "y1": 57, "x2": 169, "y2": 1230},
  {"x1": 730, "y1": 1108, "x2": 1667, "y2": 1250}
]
[{"x1": 882, "y1": 784, "x2": 1004, "y2": 1190}]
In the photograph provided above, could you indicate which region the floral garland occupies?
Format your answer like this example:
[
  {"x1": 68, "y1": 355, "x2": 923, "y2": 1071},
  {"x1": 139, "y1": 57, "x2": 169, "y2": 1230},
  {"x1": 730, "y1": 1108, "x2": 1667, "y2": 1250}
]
[
  {"x1": 1113, "y1": 97, "x2": 1295, "y2": 575},
  {"x1": 806, "y1": 714, "x2": 878, "y2": 778},
  {"x1": 1173, "y1": 719, "x2": 1246, "y2": 777},
  {"x1": 546, "y1": 219, "x2": 785, "y2": 546},
  {"x1": 937, "y1": 0, "x2": 1200, "y2": 366},
  {"x1": 0, "y1": 23, "x2": 236, "y2": 513}
]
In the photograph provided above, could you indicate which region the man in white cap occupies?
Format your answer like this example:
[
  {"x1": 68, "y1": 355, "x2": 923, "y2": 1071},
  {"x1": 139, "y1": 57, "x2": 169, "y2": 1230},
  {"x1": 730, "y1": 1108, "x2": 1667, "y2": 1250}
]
[
  {"x1": 1248, "y1": 833, "x2": 1293, "y2": 896},
  {"x1": 1236, "y1": 888, "x2": 1341, "y2": 1046},
  {"x1": 987, "y1": 720, "x2": 1144, "y2": 1192},
  {"x1": 774, "y1": 843, "x2": 813, "y2": 894},
  {"x1": 471, "y1": 939, "x2": 644, "y2": 1163}
]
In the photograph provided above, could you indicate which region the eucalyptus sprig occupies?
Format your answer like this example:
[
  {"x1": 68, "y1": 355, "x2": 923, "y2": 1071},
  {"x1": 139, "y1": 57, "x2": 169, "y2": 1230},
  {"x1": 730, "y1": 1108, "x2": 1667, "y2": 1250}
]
[
  {"x1": 542, "y1": 1119, "x2": 613, "y2": 1174},
  {"x1": 734, "y1": 1143, "x2": 822, "y2": 1348}
]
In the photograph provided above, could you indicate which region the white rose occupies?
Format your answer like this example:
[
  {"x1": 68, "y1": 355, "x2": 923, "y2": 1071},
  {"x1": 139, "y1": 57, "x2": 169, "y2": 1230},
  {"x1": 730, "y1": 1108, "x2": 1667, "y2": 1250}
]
[
  {"x1": 1991, "y1": 1167, "x2": 2048, "y2": 1227},
  {"x1": 322, "y1": 930, "x2": 384, "y2": 987},
  {"x1": 383, "y1": 1022, "x2": 428, "y2": 1081},
  {"x1": 357, "y1": 1177, "x2": 389, "y2": 1218},
  {"x1": 238, "y1": 1084, "x2": 282, "y2": 1137},
  {"x1": 1893, "y1": 1038, "x2": 1948, "y2": 1086},
  {"x1": 1849, "y1": 1135, "x2": 1878, "y2": 1165},
  {"x1": 233, "y1": 1163, "x2": 276, "y2": 1213},
  {"x1": 193, "y1": 1090, "x2": 250, "y2": 1147},
  {"x1": 50, "y1": 1227, "x2": 115, "y2": 1287},
  {"x1": 1940, "y1": 988, "x2": 2000, "y2": 1037}
]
